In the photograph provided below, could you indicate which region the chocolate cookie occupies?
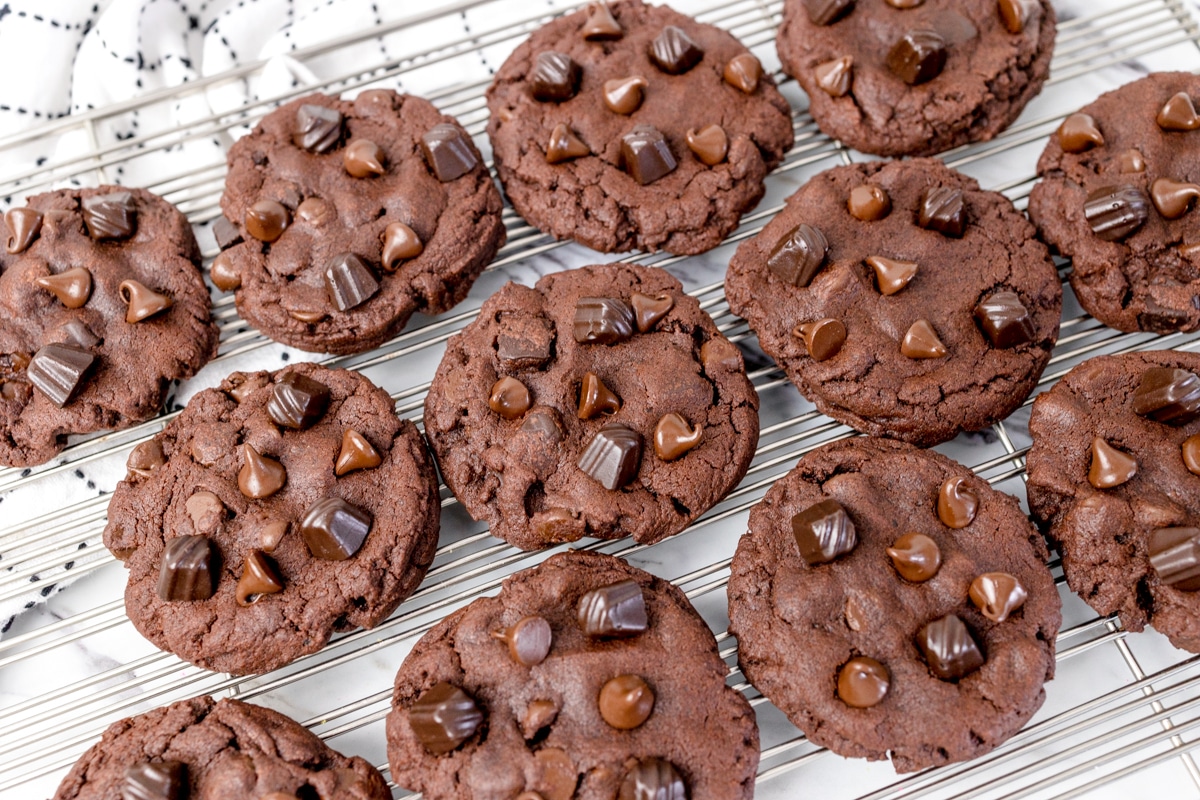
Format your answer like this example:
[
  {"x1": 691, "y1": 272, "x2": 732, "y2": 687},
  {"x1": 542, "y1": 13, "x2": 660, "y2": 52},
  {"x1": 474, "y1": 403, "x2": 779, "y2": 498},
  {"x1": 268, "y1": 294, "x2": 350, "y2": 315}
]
[
  {"x1": 777, "y1": 0, "x2": 1055, "y2": 157},
  {"x1": 1029, "y1": 73, "x2": 1200, "y2": 333},
  {"x1": 1026, "y1": 351, "x2": 1200, "y2": 652},
  {"x1": 103, "y1": 363, "x2": 440, "y2": 675},
  {"x1": 53, "y1": 695, "x2": 388, "y2": 800},
  {"x1": 485, "y1": 0, "x2": 794, "y2": 255},
  {"x1": 728, "y1": 437, "x2": 1060, "y2": 772},
  {"x1": 0, "y1": 186, "x2": 217, "y2": 467},
  {"x1": 217, "y1": 89, "x2": 505, "y2": 354},
  {"x1": 423, "y1": 263, "x2": 759, "y2": 551},
  {"x1": 725, "y1": 158, "x2": 1062, "y2": 447},
  {"x1": 386, "y1": 550, "x2": 758, "y2": 799}
]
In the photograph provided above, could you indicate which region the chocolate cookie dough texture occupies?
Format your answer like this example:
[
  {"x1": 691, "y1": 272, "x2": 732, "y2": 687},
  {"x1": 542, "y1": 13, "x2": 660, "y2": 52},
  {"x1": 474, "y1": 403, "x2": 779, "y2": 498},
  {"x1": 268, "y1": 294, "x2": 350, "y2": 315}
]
[
  {"x1": 486, "y1": 0, "x2": 794, "y2": 255},
  {"x1": 777, "y1": 0, "x2": 1056, "y2": 156},
  {"x1": 53, "y1": 696, "x2": 389, "y2": 800},
  {"x1": 725, "y1": 158, "x2": 1061, "y2": 447},
  {"x1": 387, "y1": 551, "x2": 758, "y2": 800},
  {"x1": 0, "y1": 187, "x2": 217, "y2": 467},
  {"x1": 424, "y1": 263, "x2": 760, "y2": 551},
  {"x1": 1029, "y1": 73, "x2": 1200, "y2": 333},
  {"x1": 1027, "y1": 351, "x2": 1200, "y2": 652},
  {"x1": 217, "y1": 89, "x2": 505, "y2": 354},
  {"x1": 103, "y1": 363, "x2": 440, "y2": 675},
  {"x1": 729, "y1": 437, "x2": 1061, "y2": 772}
]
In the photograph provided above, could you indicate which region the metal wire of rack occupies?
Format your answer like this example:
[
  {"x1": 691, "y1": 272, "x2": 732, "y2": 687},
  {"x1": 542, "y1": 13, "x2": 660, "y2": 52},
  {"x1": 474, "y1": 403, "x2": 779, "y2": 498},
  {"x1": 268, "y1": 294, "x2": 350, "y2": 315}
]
[{"x1": 2, "y1": 0, "x2": 1200, "y2": 797}]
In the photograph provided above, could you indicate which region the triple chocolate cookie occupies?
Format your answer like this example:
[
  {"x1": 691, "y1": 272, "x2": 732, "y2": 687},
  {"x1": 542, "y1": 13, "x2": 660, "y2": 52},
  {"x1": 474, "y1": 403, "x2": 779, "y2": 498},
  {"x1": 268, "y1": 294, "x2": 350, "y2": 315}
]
[
  {"x1": 386, "y1": 551, "x2": 758, "y2": 799},
  {"x1": 103, "y1": 363, "x2": 440, "y2": 675},
  {"x1": 725, "y1": 158, "x2": 1062, "y2": 447},
  {"x1": 1027, "y1": 351, "x2": 1200, "y2": 652},
  {"x1": 53, "y1": 696, "x2": 389, "y2": 800},
  {"x1": 0, "y1": 186, "x2": 217, "y2": 467},
  {"x1": 1029, "y1": 73, "x2": 1200, "y2": 333},
  {"x1": 728, "y1": 437, "x2": 1060, "y2": 772},
  {"x1": 486, "y1": 0, "x2": 794, "y2": 255},
  {"x1": 777, "y1": 0, "x2": 1055, "y2": 157},
  {"x1": 217, "y1": 89, "x2": 505, "y2": 354},
  {"x1": 423, "y1": 263, "x2": 759, "y2": 551}
]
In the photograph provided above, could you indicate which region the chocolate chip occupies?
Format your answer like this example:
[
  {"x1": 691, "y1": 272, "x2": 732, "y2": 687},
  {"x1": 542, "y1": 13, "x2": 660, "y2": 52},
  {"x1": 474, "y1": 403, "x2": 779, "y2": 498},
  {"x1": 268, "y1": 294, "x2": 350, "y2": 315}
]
[
  {"x1": 123, "y1": 761, "x2": 188, "y2": 800},
  {"x1": 578, "y1": 372, "x2": 620, "y2": 419},
  {"x1": 545, "y1": 123, "x2": 590, "y2": 164},
  {"x1": 119, "y1": 279, "x2": 173, "y2": 323},
  {"x1": 574, "y1": 297, "x2": 635, "y2": 345},
  {"x1": 235, "y1": 550, "x2": 284, "y2": 606},
  {"x1": 630, "y1": 292, "x2": 673, "y2": 332},
  {"x1": 837, "y1": 657, "x2": 889, "y2": 708},
  {"x1": 794, "y1": 318, "x2": 846, "y2": 361},
  {"x1": 1158, "y1": 92, "x2": 1200, "y2": 131},
  {"x1": 296, "y1": 197, "x2": 333, "y2": 226},
  {"x1": 1088, "y1": 437, "x2": 1137, "y2": 489},
  {"x1": 210, "y1": 253, "x2": 241, "y2": 292},
  {"x1": 1133, "y1": 367, "x2": 1200, "y2": 425},
  {"x1": 685, "y1": 124, "x2": 728, "y2": 166},
  {"x1": 998, "y1": 0, "x2": 1039, "y2": 33},
  {"x1": 335, "y1": 429, "x2": 382, "y2": 476},
  {"x1": 267, "y1": 371, "x2": 331, "y2": 429},
  {"x1": 293, "y1": 104, "x2": 343, "y2": 153},
  {"x1": 654, "y1": 412, "x2": 702, "y2": 461},
  {"x1": 700, "y1": 338, "x2": 742, "y2": 372},
  {"x1": 82, "y1": 191, "x2": 137, "y2": 240},
  {"x1": 900, "y1": 319, "x2": 947, "y2": 359},
  {"x1": 582, "y1": 1, "x2": 623, "y2": 39},
  {"x1": 245, "y1": 199, "x2": 290, "y2": 243},
  {"x1": 1118, "y1": 149, "x2": 1146, "y2": 173},
  {"x1": 577, "y1": 578, "x2": 647, "y2": 637},
  {"x1": 847, "y1": 184, "x2": 891, "y2": 221},
  {"x1": 723, "y1": 53, "x2": 762, "y2": 93},
  {"x1": 212, "y1": 216, "x2": 242, "y2": 250},
  {"x1": 866, "y1": 255, "x2": 917, "y2": 296},
  {"x1": 917, "y1": 186, "x2": 965, "y2": 237},
  {"x1": 918, "y1": 614, "x2": 984, "y2": 680},
  {"x1": 324, "y1": 253, "x2": 379, "y2": 312},
  {"x1": 27, "y1": 343, "x2": 95, "y2": 408},
  {"x1": 157, "y1": 535, "x2": 218, "y2": 601},
  {"x1": 618, "y1": 759, "x2": 686, "y2": 800},
  {"x1": 1149, "y1": 527, "x2": 1200, "y2": 590},
  {"x1": 603, "y1": 76, "x2": 647, "y2": 115},
  {"x1": 4, "y1": 207, "x2": 42, "y2": 254},
  {"x1": 578, "y1": 424, "x2": 642, "y2": 490},
  {"x1": 1150, "y1": 178, "x2": 1200, "y2": 220},
  {"x1": 969, "y1": 572, "x2": 1027, "y2": 622},
  {"x1": 421, "y1": 123, "x2": 479, "y2": 182},
  {"x1": 521, "y1": 408, "x2": 563, "y2": 442},
  {"x1": 530, "y1": 51, "x2": 582, "y2": 101},
  {"x1": 1083, "y1": 185, "x2": 1150, "y2": 241},
  {"x1": 238, "y1": 443, "x2": 286, "y2": 499},
  {"x1": 491, "y1": 615, "x2": 553, "y2": 666},
  {"x1": 1057, "y1": 113, "x2": 1104, "y2": 153},
  {"x1": 300, "y1": 497, "x2": 373, "y2": 560},
  {"x1": 649, "y1": 26, "x2": 703, "y2": 74},
  {"x1": 620, "y1": 125, "x2": 677, "y2": 185},
  {"x1": 35, "y1": 267, "x2": 92, "y2": 309},
  {"x1": 410, "y1": 682, "x2": 484, "y2": 755},
  {"x1": 791, "y1": 498, "x2": 857, "y2": 565},
  {"x1": 259, "y1": 520, "x2": 288, "y2": 553},
  {"x1": 767, "y1": 223, "x2": 828, "y2": 287},
  {"x1": 814, "y1": 56, "x2": 853, "y2": 97},
  {"x1": 599, "y1": 674, "x2": 655, "y2": 729},
  {"x1": 803, "y1": 0, "x2": 854, "y2": 25},
  {"x1": 343, "y1": 139, "x2": 387, "y2": 178},
  {"x1": 1184, "y1": 434, "x2": 1200, "y2": 476},
  {"x1": 887, "y1": 30, "x2": 946, "y2": 85},
  {"x1": 127, "y1": 439, "x2": 166, "y2": 479},
  {"x1": 885, "y1": 0, "x2": 923, "y2": 6},
  {"x1": 937, "y1": 476, "x2": 978, "y2": 528},
  {"x1": 973, "y1": 290, "x2": 1034, "y2": 349},
  {"x1": 381, "y1": 221, "x2": 423, "y2": 271},
  {"x1": 489, "y1": 376, "x2": 532, "y2": 419},
  {"x1": 886, "y1": 532, "x2": 941, "y2": 581}
]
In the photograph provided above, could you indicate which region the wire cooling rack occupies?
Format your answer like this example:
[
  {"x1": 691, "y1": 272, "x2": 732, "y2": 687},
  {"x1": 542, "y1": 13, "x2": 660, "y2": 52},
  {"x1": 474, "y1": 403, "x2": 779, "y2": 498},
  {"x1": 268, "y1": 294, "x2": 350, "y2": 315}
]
[{"x1": 3, "y1": 0, "x2": 1200, "y2": 797}]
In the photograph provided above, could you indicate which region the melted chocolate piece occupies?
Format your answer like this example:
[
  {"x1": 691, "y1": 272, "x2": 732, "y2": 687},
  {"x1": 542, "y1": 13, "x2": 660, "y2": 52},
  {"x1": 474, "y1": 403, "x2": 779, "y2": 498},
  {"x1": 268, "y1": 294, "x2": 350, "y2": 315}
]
[
  {"x1": 127, "y1": 439, "x2": 166, "y2": 479},
  {"x1": 1150, "y1": 178, "x2": 1200, "y2": 220},
  {"x1": 685, "y1": 125, "x2": 728, "y2": 166},
  {"x1": 603, "y1": 76, "x2": 647, "y2": 115},
  {"x1": 35, "y1": 267, "x2": 92, "y2": 309},
  {"x1": 530, "y1": 51, "x2": 582, "y2": 102},
  {"x1": 791, "y1": 498, "x2": 857, "y2": 565},
  {"x1": 794, "y1": 318, "x2": 846, "y2": 361},
  {"x1": 267, "y1": 371, "x2": 331, "y2": 429},
  {"x1": 1149, "y1": 527, "x2": 1200, "y2": 591},
  {"x1": 238, "y1": 443, "x2": 286, "y2": 499},
  {"x1": 649, "y1": 26, "x2": 703, "y2": 74},
  {"x1": 492, "y1": 615, "x2": 553, "y2": 666},
  {"x1": 343, "y1": 139, "x2": 388, "y2": 178},
  {"x1": 410, "y1": 682, "x2": 484, "y2": 755},
  {"x1": 618, "y1": 759, "x2": 687, "y2": 800},
  {"x1": 620, "y1": 125, "x2": 677, "y2": 185},
  {"x1": 489, "y1": 376, "x2": 532, "y2": 420},
  {"x1": 969, "y1": 572, "x2": 1027, "y2": 622},
  {"x1": 1157, "y1": 92, "x2": 1200, "y2": 131},
  {"x1": 900, "y1": 319, "x2": 948, "y2": 359},
  {"x1": 847, "y1": 184, "x2": 891, "y2": 221},
  {"x1": 1118, "y1": 149, "x2": 1146, "y2": 173},
  {"x1": 293, "y1": 104, "x2": 343, "y2": 153},
  {"x1": 974, "y1": 290, "x2": 1034, "y2": 348},
  {"x1": 421, "y1": 123, "x2": 478, "y2": 182},
  {"x1": 27, "y1": 343, "x2": 95, "y2": 407},
  {"x1": 1088, "y1": 437, "x2": 1137, "y2": 489},
  {"x1": 630, "y1": 292, "x2": 673, "y2": 332},
  {"x1": 212, "y1": 216, "x2": 242, "y2": 250},
  {"x1": 324, "y1": 253, "x2": 380, "y2": 312},
  {"x1": 654, "y1": 412, "x2": 702, "y2": 461},
  {"x1": 887, "y1": 30, "x2": 946, "y2": 85},
  {"x1": 767, "y1": 223, "x2": 828, "y2": 287},
  {"x1": 184, "y1": 492, "x2": 224, "y2": 534},
  {"x1": 235, "y1": 550, "x2": 285, "y2": 606},
  {"x1": 300, "y1": 497, "x2": 373, "y2": 560},
  {"x1": 804, "y1": 0, "x2": 854, "y2": 25},
  {"x1": 122, "y1": 761, "x2": 188, "y2": 800},
  {"x1": 918, "y1": 614, "x2": 984, "y2": 680},
  {"x1": 1083, "y1": 185, "x2": 1150, "y2": 241},
  {"x1": 1132, "y1": 367, "x2": 1200, "y2": 425},
  {"x1": 886, "y1": 532, "x2": 941, "y2": 581},
  {"x1": 574, "y1": 297, "x2": 635, "y2": 344},
  {"x1": 157, "y1": 535, "x2": 218, "y2": 602},
  {"x1": 381, "y1": 221, "x2": 423, "y2": 270},
  {"x1": 577, "y1": 578, "x2": 648, "y2": 637},
  {"x1": 918, "y1": 186, "x2": 966, "y2": 237},
  {"x1": 82, "y1": 191, "x2": 137, "y2": 240},
  {"x1": 582, "y1": 2, "x2": 623, "y2": 39},
  {"x1": 335, "y1": 429, "x2": 382, "y2": 476},
  {"x1": 866, "y1": 255, "x2": 917, "y2": 296},
  {"x1": 599, "y1": 674, "x2": 655, "y2": 729},
  {"x1": 724, "y1": 53, "x2": 762, "y2": 93},
  {"x1": 814, "y1": 56, "x2": 853, "y2": 97},
  {"x1": 998, "y1": 0, "x2": 1039, "y2": 34},
  {"x1": 1057, "y1": 113, "x2": 1104, "y2": 153},
  {"x1": 578, "y1": 372, "x2": 621, "y2": 419},
  {"x1": 119, "y1": 279, "x2": 173, "y2": 323},
  {"x1": 545, "y1": 123, "x2": 590, "y2": 164},
  {"x1": 5, "y1": 207, "x2": 42, "y2": 253},
  {"x1": 245, "y1": 199, "x2": 290, "y2": 243},
  {"x1": 210, "y1": 253, "x2": 241, "y2": 291},
  {"x1": 837, "y1": 657, "x2": 889, "y2": 708},
  {"x1": 578, "y1": 424, "x2": 642, "y2": 490},
  {"x1": 937, "y1": 476, "x2": 979, "y2": 528}
]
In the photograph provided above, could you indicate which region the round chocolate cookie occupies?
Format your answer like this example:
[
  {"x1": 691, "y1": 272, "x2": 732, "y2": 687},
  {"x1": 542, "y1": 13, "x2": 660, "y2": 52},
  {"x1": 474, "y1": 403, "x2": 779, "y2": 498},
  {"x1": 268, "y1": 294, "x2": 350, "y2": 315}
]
[
  {"x1": 424, "y1": 263, "x2": 759, "y2": 551},
  {"x1": 777, "y1": 0, "x2": 1055, "y2": 157},
  {"x1": 1029, "y1": 72, "x2": 1200, "y2": 333},
  {"x1": 217, "y1": 89, "x2": 505, "y2": 354},
  {"x1": 53, "y1": 695, "x2": 388, "y2": 800},
  {"x1": 485, "y1": 0, "x2": 794, "y2": 255},
  {"x1": 386, "y1": 550, "x2": 758, "y2": 799},
  {"x1": 1027, "y1": 351, "x2": 1200, "y2": 652},
  {"x1": 103, "y1": 363, "x2": 440, "y2": 675},
  {"x1": 725, "y1": 158, "x2": 1062, "y2": 447},
  {"x1": 728, "y1": 437, "x2": 1061, "y2": 772},
  {"x1": 0, "y1": 186, "x2": 217, "y2": 467}
]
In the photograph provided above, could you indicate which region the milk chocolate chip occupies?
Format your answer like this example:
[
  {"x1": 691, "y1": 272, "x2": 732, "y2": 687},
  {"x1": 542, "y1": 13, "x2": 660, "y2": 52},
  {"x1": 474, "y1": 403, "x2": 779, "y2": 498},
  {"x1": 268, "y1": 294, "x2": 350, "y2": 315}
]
[
  {"x1": 654, "y1": 412, "x2": 702, "y2": 461},
  {"x1": 794, "y1": 318, "x2": 846, "y2": 361},
  {"x1": 937, "y1": 476, "x2": 978, "y2": 528},
  {"x1": 1057, "y1": 113, "x2": 1104, "y2": 153},
  {"x1": 969, "y1": 572, "x2": 1027, "y2": 622},
  {"x1": 1088, "y1": 437, "x2": 1137, "y2": 489},
  {"x1": 866, "y1": 256, "x2": 917, "y2": 296},
  {"x1": 599, "y1": 674, "x2": 655, "y2": 729},
  {"x1": 35, "y1": 267, "x2": 92, "y2": 309},
  {"x1": 492, "y1": 615, "x2": 553, "y2": 666},
  {"x1": 724, "y1": 53, "x2": 762, "y2": 94},
  {"x1": 886, "y1": 532, "x2": 941, "y2": 581},
  {"x1": 814, "y1": 56, "x2": 854, "y2": 97},
  {"x1": 5, "y1": 207, "x2": 42, "y2": 254},
  {"x1": 837, "y1": 657, "x2": 889, "y2": 708}
]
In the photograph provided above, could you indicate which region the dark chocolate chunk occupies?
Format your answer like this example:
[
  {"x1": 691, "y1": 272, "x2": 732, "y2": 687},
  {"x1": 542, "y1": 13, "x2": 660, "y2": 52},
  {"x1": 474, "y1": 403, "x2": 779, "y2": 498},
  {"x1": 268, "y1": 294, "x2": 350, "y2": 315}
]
[
  {"x1": 791, "y1": 498, "x2": 857, "y2": 565},
  {"x1": 767, "y1": 223, "x2": 828, "y2": 287},
  {"x1": 421, "y1": 123, "x2": 479, "y2": 182},
  {"x1": 5, "y1": 207, "x2": 43, "y2": 254},
  {"x1": 119, "y1": 279, "x2": 174, "y2": 323},
  {"x1": 300, "y1": 497, "x2": 373, "y2": 560},
  {"x1": 157, "y1": 535, "x2": 218, "y2": 602},
  {"x1": 27, "y1": 343, "x2": 95, "y2": 408},
  {"x1": 530, "y1": 51, "x2": 582, "y2": 102},
  {"x1": 1083, "y1": 185, "x2": 1150, "y2": 242},
  {"x1": 917, "y1": 614, "x2": 984, "y2": 680},
  {"x1": 887, "y1": 30, "x2": 946, "y2": 85},
  {"x1": 578, "y1": 424, "x2": 642, "y2": 490},
  {"x1": 267, "y1": 371, "x2": 332, "y2": 429},
  {"x1": 122, "y1": 761, "x2": 188, "y2": 800},
  {"x1": 577, "y1": 578, "x2": 648, "y2": 637},
  {"x1": 410, "y1": 682, "x2": 485, "y2": 755},
  {"x1": 917, "y1": 186, "x2": 965, "y2": 237},
  {"x1": 82, "y1": 191, "x2": 137, "y2": 240},
  {"x1": 1132, "y1": 367, "x2": 1200, "y2": 425},
  {"x1": 620, "y1": 125, "x2": 677, "y2": 186},
  {"x1": 649, "y1": 26, "x2": 704, "y2": 74},
  {"x1": 1149, "y1": 527, "x2": 1200, "y2": 591},
  {"x1": 618, "y1": 758, "x2": 687, "y2": 800},
  {"x1": 573, "y1": 297, "x2": 636, "y2": 345},
  {"x1": 803, "y1": 0, "x2": 855, "y2": 26},
  {"x1": 521, "y1": 408, "x2": 563, "y2": 442},
  {"x1": 324, "y1": 253, "x2": 380, "y2": 312},
  {"x1": 497, "y1": 315, "x2": 556, "y2": 367},
  {"x1": 974, "y1": 290, "x2": 1035, "y2": 348},
  {"x1": 212, "y1": 216, "x2": 243, "y2": 250},
  {"x1": 293, "y1": 104, "x2": 343, "y2": 153}
]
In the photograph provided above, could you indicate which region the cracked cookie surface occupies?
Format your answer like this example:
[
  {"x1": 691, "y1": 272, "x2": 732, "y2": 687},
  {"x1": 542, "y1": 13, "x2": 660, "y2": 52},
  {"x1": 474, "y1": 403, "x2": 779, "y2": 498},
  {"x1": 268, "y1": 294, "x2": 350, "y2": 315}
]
[
  {"x1": 423, "y1": 263, "x2": 759, "y2": 551},
  {"x1": 725, "y1": 158, "x2": 1062, "y2": 447},
  {"x1": 103, "y1": 363, "x2": 440, "y2": 675},
  {"x1": 728, "y1": 437, "x2": 1060, "y2": 772}
]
